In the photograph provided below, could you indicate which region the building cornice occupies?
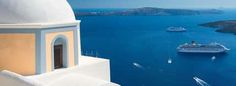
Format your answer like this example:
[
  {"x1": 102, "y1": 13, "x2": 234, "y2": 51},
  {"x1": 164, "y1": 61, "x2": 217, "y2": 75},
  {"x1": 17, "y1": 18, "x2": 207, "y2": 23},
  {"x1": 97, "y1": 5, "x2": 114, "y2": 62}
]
[{"x1": 0, "y1": 20, "x2": 81, "y2": 29}]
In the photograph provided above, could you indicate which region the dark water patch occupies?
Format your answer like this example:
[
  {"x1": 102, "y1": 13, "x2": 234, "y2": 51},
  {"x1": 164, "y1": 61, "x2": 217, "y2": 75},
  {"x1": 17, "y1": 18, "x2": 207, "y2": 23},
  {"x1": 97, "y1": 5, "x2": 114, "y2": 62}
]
[{"x1": 77, "y1": 10, "x2": 236, "y2": 86}]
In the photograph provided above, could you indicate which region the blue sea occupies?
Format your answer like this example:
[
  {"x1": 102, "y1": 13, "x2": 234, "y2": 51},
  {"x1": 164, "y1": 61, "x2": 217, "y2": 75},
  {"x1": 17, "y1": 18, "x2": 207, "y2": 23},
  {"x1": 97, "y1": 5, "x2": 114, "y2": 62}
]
[{"x1": 76, "y1": 9, "x2": 236, "y2": 86}]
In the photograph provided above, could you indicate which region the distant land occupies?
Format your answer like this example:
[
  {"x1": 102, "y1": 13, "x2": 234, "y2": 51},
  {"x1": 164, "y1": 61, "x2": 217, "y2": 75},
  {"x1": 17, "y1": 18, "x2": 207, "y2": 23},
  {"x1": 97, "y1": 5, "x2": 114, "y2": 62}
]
[
  {"x1": 75, "y1": 7, "x2": 223, "y2": 16},
  {"x1": 200, "y1": 20, "x2": 236, "y2": 34}
]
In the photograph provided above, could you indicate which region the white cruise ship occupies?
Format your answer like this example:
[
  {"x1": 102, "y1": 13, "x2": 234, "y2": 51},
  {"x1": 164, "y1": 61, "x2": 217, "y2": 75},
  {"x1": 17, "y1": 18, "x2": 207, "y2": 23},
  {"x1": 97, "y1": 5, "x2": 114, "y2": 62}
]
[
  {"x1": 166, "y1": 27, "x2": 187, "y2": 32},
  {"x1": 177, "y1": 41, "x2": 230, "y2": 53}
]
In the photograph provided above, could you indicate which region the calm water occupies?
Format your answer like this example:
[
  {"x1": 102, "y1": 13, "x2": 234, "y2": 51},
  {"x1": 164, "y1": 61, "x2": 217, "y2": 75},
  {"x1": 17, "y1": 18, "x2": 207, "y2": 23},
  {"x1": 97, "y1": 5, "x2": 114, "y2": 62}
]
[{"x1": 77, "y1": 9, "x2": 236, "y2": 86}]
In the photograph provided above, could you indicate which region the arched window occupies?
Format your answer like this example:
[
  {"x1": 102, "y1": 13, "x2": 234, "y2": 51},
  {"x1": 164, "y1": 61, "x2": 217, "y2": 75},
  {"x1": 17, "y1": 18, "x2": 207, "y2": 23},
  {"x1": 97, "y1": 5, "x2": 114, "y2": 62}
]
[{"x1": 52, "y1": 36, "x2": 68, "y2": 70}]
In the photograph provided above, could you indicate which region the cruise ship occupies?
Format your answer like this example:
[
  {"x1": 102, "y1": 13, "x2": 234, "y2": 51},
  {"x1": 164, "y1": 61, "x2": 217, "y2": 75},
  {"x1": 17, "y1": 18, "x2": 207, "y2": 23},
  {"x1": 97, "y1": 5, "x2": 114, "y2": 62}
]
[
  {"x1": 177, "y1": 41, "x2": 230, "y2": 53},
  {"x1": 166, "y1": 27, "x2": 187, "y2": 32}
]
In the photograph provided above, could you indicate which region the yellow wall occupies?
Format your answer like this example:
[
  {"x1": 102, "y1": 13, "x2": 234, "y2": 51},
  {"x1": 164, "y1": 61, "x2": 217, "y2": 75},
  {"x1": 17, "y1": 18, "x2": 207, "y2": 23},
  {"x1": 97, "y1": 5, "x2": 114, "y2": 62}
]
[
  {"x1": 45, "y1": 31, "x2": 75, "y2": 72},
  {"x1": 0, "y1": 34, "x2": 36, "y2": 75}
]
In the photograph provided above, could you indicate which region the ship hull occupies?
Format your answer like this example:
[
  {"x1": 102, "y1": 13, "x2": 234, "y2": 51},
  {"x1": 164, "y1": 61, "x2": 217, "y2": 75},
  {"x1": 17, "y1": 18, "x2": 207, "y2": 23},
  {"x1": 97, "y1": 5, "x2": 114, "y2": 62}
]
[
  {"x1": 177, "y1": 49, "x2": 228, "y2": 54},
  {"x1": 166, "y1": 29, "x2": 186, "y2": 32}
]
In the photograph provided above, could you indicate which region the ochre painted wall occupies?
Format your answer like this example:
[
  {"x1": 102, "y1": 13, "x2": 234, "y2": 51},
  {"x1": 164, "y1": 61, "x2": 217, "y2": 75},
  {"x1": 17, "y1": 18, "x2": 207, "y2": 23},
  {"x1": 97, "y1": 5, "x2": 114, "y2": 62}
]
[
  {"x1": 45, "y1": 31, "x2": 75, "y2": 72},
  {"x1": 0, "y1": 34, "x2": 36, "y2": 75}
]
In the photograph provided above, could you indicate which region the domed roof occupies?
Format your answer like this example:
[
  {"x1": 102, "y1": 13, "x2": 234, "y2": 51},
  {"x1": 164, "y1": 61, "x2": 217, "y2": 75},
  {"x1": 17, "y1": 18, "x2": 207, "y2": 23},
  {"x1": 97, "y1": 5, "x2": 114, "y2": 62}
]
[{"x1": 0, "y1": 0, "x2": 76, "y2": 24}]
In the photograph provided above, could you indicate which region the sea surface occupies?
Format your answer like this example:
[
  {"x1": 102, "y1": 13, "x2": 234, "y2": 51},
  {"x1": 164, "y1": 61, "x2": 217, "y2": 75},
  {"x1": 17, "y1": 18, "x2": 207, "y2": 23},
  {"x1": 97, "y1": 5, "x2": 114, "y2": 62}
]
[{"x1": 76, "y1": 9, "x2": 236, "y2": 86}]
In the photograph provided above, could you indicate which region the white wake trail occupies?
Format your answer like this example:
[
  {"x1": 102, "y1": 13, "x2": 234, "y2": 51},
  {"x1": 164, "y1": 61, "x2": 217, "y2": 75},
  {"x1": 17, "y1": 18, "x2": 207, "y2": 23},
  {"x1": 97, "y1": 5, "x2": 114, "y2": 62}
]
[
  {"x1": 133, "y1": 62, "x2": 144, "y2": 69},
  {"x1": 193, "y1": 77, "x2": 210, "y2": 86}
]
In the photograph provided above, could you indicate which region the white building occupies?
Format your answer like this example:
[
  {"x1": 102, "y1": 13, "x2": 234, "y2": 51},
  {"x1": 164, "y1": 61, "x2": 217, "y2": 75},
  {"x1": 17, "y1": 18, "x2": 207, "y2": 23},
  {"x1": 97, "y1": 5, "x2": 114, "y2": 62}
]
[{"x1": 0, "y1": 0, "x2": 119, "y2": 86}]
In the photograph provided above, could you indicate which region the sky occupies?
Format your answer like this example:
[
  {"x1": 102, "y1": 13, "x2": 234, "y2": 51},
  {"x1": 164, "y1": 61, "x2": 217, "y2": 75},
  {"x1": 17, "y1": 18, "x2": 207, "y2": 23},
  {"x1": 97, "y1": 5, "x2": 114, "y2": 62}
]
[{"x1": 68, "y1": 0, "x2": 236, "y2": 9}]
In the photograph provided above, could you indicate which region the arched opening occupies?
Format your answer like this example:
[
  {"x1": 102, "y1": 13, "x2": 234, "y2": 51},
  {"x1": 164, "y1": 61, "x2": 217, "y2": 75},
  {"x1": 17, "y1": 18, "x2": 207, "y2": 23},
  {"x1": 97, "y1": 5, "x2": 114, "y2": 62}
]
[
  {"x1": 52, "y1": 37, "x2": 68, "y2": 69},
  {"x1": 54, "y1": 44, "x2": 63, "y2": 69}
]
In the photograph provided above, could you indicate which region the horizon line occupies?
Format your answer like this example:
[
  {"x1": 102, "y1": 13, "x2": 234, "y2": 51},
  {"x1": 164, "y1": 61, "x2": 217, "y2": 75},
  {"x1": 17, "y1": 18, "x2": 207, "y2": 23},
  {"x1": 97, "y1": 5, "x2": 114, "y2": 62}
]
[{"x1": 72, "y1": 7, "x2": 236, "y2": 10}]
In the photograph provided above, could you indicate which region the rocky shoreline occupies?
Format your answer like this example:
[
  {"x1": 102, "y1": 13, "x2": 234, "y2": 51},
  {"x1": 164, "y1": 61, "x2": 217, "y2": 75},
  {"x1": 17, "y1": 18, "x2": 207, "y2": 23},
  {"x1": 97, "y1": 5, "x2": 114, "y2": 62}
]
[
  {"x1": 75, "y1": 7, "x2": 223, "y2": 16},
  {"x1": 200, "y1": 20, "x2": 236, "y2": 35}
]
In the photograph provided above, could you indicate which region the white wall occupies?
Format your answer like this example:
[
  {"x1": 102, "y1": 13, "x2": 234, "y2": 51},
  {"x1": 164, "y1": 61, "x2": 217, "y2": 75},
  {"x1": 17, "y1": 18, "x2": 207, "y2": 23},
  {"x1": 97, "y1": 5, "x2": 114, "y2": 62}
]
[
  {"x1": 0, "y1": 70, "x2": 43, "y2": 86},
  {"x1": 77, "y1": 56, "x2": 111, "y2": 81}
]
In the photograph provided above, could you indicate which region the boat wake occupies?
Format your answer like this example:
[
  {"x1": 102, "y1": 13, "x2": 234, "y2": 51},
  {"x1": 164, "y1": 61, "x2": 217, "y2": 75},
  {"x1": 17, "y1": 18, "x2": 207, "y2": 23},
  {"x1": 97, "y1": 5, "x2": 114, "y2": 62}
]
[
  {"x1": 193, "y1": 77, "x2": 210, "y2": 86},
  {"x1": 133, "y1": 62, "x2": 144, "y2": 69}
]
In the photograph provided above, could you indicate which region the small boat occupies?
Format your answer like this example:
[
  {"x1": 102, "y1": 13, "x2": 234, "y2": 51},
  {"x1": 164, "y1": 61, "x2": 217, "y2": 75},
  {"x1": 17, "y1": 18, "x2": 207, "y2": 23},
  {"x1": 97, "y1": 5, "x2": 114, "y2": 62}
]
[
  {"x1": 166, "y1": 27, "x2": 187, "y2": 32},
  {"x1": 168, "y1": 58, "x2": 172, "y2": 64},
  {"x1": 211, "y1": 56, "x2": 216, "y2": 61},
  {"x1": 177, "y1": 41, "x2": 230, "y2": 53}
]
